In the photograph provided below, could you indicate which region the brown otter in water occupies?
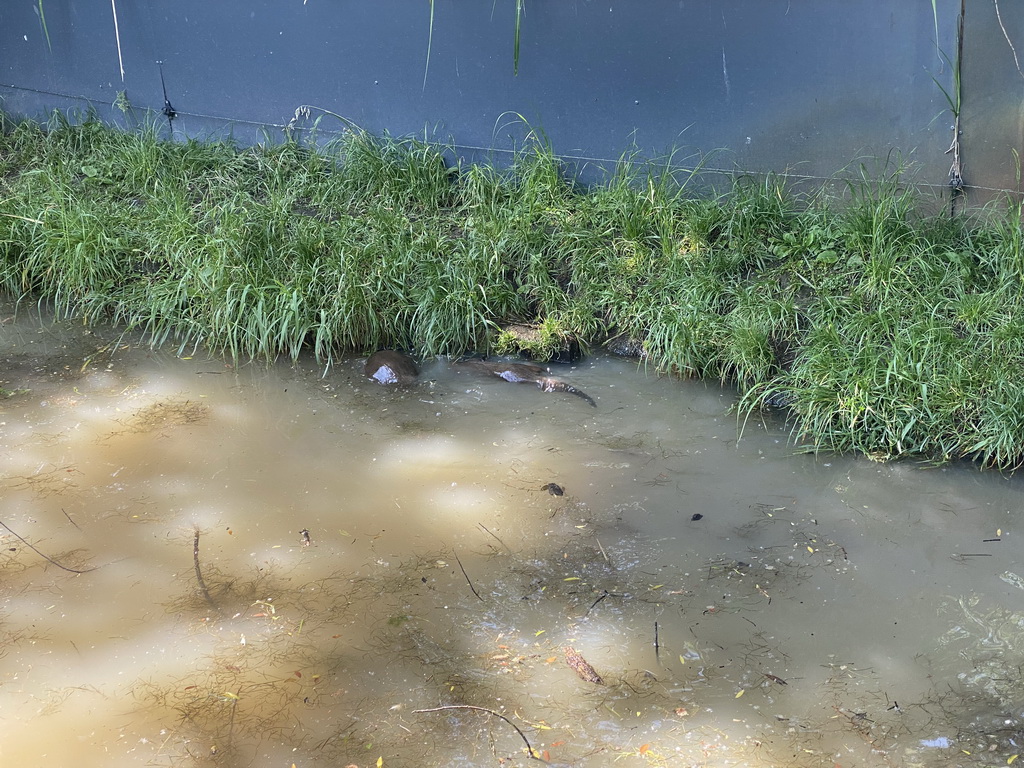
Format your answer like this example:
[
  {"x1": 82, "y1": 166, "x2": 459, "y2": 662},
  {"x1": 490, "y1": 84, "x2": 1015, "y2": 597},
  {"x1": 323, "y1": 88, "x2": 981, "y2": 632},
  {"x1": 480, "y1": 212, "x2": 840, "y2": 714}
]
[
  {"x1": 456, "y1": 359, "x2": 596, "y2": 407},
  {"x1": 364, "y1": 350, "x2": 419, "y2": 385}
]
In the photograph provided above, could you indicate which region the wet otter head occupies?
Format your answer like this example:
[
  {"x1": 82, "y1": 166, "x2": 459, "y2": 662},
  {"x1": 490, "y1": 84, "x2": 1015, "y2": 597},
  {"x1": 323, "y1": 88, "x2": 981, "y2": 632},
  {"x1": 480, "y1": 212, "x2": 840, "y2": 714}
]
[{"x1": 365, "y1": 350, "x2": 419, "y2": 386}]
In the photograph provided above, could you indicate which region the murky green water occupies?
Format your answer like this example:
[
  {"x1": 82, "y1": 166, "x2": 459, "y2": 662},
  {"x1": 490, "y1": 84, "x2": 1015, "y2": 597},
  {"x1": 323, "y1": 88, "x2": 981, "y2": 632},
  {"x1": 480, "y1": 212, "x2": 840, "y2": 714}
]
[{"x1": 1, "y1": 303, "x2": 1023, "y2": 767}]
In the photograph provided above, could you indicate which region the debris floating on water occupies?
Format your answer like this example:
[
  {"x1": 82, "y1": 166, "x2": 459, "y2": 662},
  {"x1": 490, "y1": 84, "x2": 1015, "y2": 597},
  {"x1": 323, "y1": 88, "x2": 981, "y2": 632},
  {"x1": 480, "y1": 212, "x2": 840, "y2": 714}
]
[{"x1": 565, "y1": 646, "x2": 604, "y2": 684}]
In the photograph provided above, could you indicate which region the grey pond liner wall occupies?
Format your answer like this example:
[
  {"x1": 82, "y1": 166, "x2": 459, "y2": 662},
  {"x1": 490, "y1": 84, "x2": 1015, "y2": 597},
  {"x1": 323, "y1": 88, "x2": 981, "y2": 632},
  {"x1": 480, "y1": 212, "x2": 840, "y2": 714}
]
[{"x1": 0, "y1": 1, "x2": 1022, "y2": 199}]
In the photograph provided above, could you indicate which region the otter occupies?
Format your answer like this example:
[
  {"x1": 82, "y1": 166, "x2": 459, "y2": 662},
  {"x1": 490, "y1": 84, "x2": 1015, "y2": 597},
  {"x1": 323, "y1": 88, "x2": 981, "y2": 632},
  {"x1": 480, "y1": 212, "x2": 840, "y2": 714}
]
[
  {"x1": 364, "y1": 350, "x2": 419, "y2": 385},
  {"x1": 456, "y1": 359, "x2": 596, "y2": 407}
]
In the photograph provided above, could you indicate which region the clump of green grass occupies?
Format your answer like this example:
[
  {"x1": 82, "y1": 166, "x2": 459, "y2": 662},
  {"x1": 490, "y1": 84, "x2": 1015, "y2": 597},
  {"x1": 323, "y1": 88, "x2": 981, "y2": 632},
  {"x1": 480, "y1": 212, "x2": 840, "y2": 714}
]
[{"x1": 3, "y1": 111, "x2": 1024, "y2": 467}]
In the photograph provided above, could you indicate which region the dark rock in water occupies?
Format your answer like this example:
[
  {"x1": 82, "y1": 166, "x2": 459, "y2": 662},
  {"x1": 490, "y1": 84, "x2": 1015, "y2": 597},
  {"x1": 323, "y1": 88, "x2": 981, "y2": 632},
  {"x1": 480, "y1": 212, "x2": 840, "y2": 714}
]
[
  {"x1": 604, "y1": 333, "x2": 646, "y2": 358},
  {"x1": 542, "y1": 482, "x2": 564, "y2": 496},
  {"x1": 365, "y1": 350, "x2": 419, "y2": 385},
  {"x1": 762, "y1": 390, "x2": 795, "y2": 409},
  {"x1": 455, "y1": 359, "x2": 596, "y2": 407}
]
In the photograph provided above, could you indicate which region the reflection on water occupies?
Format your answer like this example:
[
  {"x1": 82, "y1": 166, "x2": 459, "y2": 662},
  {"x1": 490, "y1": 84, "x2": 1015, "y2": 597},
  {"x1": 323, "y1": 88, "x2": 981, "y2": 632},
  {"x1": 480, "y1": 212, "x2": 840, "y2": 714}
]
[{"x1": 1, "y1": 304, "x2": 1023, "y2": 767}]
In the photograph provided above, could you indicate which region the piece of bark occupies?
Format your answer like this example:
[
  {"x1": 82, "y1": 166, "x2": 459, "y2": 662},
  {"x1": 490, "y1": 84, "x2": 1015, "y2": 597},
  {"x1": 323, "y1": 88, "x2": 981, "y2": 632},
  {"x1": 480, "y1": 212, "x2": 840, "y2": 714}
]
[{"x1": 565, "y1": 646, "x2": 604, "y2": 685}]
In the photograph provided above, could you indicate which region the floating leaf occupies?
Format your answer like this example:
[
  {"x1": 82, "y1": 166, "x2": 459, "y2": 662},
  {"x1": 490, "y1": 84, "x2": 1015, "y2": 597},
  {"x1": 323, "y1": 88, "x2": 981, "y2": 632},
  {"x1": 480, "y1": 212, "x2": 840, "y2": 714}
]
[
  {"x1": 563, "y1": 577, "x2": 581, "y2": 582},
  {"x1": 735, "y1": 689, "x2": 745, "y2": 698},
  {"x1": 639, "y1": 743, "x2": 651, "y2": 754},
  {"x1": 806, "y1": 546, "x2": 814, "y2": 553},
  {"x1": 377, "y1": 757, "x2": 384, "y2": 768},
  {"x1": 535, "y1": 629, "x2": 546, "y2": 636}
]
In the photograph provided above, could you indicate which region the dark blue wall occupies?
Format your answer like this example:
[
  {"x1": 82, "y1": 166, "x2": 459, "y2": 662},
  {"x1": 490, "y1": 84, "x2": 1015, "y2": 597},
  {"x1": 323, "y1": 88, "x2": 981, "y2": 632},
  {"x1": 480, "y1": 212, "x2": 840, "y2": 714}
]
[{"x1": 3, "y1": 1, "x2": 1013, "y2": 198}]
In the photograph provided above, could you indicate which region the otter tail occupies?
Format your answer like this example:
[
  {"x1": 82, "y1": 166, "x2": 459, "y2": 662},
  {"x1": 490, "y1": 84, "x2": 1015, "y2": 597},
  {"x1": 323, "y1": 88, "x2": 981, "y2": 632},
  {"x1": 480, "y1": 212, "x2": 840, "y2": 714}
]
[{"x1": 537, "y1": 378, "x2": 597, "y2": 407}]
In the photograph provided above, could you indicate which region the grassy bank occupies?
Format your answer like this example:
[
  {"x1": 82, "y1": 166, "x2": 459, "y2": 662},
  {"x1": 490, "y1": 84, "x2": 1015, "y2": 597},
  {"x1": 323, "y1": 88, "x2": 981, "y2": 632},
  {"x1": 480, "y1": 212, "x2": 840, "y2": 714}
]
[{"x1": 2, "y1": 113, "x2": 1024, "y2": 467}]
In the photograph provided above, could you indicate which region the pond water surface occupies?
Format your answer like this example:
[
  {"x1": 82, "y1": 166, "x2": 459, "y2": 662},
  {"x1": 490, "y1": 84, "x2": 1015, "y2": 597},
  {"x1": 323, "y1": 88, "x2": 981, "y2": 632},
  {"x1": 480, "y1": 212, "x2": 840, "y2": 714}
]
[{"x1": 1, "y1": 304, "x2": 1023, "y2": 768}]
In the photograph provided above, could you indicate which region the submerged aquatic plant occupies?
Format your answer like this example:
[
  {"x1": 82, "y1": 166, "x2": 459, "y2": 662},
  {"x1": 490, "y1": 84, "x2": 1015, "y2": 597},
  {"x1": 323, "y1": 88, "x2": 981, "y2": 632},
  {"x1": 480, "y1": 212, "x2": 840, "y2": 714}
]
[{"x1": 2, "y1": 112, "x2": 1024, "y2": 467}]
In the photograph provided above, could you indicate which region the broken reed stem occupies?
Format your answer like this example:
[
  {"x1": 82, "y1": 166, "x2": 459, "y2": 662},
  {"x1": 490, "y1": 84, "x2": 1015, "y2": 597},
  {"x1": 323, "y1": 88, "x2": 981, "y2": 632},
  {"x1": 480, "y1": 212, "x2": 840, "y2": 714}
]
[
  {"x1": 453, "y1": 550, "x2": 484, "y2": 601},
  {"x1": 193, "y1": 529, "x2": 219, "y2": 612},
  {"x1": 413, "y1": 705, "x2": 540, "y2": 759},
  {"x1": 0, "y1": 519, "x2": 96, "y2": 573}
]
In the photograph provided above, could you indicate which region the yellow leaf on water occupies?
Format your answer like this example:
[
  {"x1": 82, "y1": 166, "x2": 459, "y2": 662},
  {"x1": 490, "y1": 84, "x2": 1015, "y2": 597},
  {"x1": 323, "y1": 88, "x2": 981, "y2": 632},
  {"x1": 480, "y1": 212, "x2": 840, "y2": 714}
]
[
  {"x1": 735, "y1": 689, "x2": 745, "y2": 698},
  {"x1": 377, "y1": 757, "x2": 383, "y2": 767},
  {"x1": 806, "y1": 546, "x2": 814, "y2": 553},
  {"x1": 1008, "y1": 755, "x2": 1018, "y2": 765},
  {"x1": 678, "y1": 655, "x2": 686, "y2": 665},
  {"x1": 563, "y1": 577, "x2": 581, "y2": 581},
  {"x1": 535, "y1": 629, "x2": 546, "y2": 636}
]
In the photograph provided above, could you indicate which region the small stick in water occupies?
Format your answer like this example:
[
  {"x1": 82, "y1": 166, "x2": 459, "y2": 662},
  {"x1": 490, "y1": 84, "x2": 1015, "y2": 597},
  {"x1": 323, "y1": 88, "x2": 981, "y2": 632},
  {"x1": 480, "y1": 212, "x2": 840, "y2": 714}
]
[
  {"x1": 478, "y1": 523, "x2": 512, "y2": 553},
  {"x1": 61, "y1": 508, "x2": 81, "y2": 530},
  {"x1": 193, "y1": 529, "x2": 219, "y2": 612},
  {"x1": 0, "y1": 519, "x2": 96, "y2": 573},
  {"x1": 453, "y1": 550, "x2": 483, "y2": 601},
  {"x1": 413, "y1": 705, "x2": 541, "y2": 759},
  {"x1": 654, "y1": 621, "x2": 660, "y2": 660}
]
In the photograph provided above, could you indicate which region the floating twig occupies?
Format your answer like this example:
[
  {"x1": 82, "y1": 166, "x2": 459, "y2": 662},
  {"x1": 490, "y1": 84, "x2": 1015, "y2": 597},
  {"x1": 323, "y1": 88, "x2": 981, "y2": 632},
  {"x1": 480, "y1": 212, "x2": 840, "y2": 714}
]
[
  {"x1": 586, "y1": 590, "x2": 612, "y2": 615},
  {"x1": 478, "y1": 523, "x2": 512, "y2": 553},
  {"x1": 193, "y1": 529, "x2": 219, "y2": 612},
  {"x1": 0, "y1": 519, "x2": 96, "y2": 573},
  {"x1": 413, "y1": 705, "x2": 541, "y2": 759},
  {"x1": 594, "y1": 536, "x2": 608, "y2": 562},
  {"x1": 453, "y1": 550, "x2": 484, "y2": 601},
  {"x1": 654, "y1": 621, "x2": 660, "y2": 660},
  {"x1": 61, "y1": 508, "x2": 81, "y2": 530}
]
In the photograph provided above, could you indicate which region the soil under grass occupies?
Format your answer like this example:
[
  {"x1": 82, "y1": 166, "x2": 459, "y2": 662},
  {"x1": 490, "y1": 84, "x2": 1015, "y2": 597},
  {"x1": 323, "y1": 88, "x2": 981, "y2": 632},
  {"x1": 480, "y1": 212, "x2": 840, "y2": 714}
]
[{"x1": 2, "y1": 112, "x2": 1024, "y2": 468}]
